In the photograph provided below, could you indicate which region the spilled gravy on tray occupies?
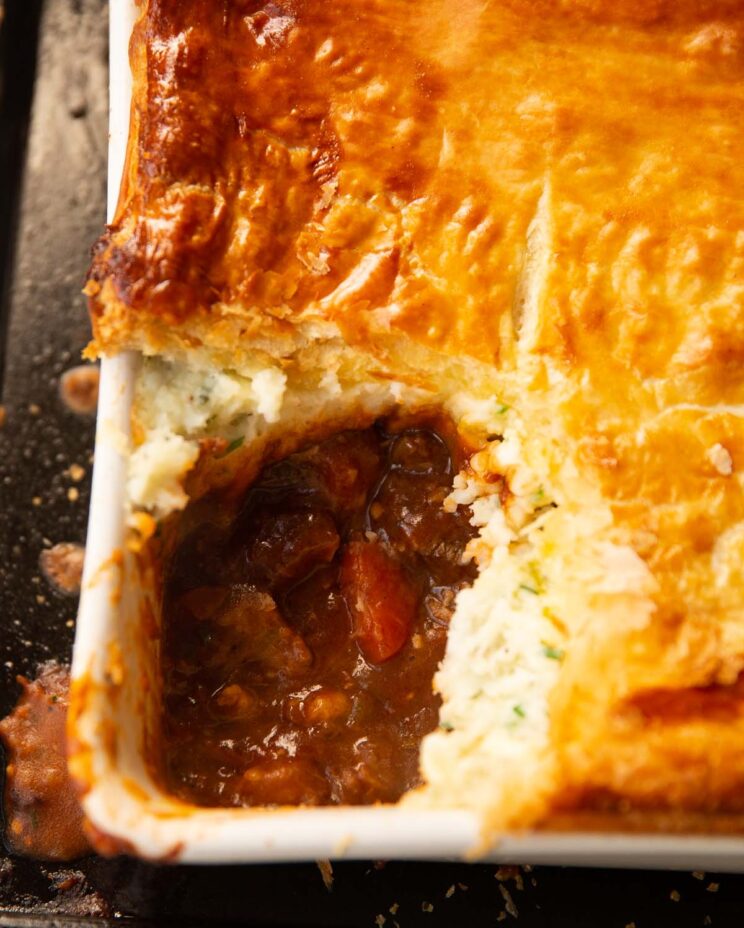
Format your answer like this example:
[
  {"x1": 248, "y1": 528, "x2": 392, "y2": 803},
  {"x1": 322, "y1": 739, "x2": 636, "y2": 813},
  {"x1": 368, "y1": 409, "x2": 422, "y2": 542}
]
[{"x1": 0, "y1": 662, "x2": 90, "y2": 860}]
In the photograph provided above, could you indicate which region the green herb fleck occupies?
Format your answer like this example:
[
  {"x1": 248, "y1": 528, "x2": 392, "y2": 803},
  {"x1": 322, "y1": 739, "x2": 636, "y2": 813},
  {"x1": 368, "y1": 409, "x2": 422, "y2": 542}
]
[
  {"x1": 217, "y1": 435, "x2": 245, "y2": 459},
  {"x1": 512, "y1": 703, "x2": 526, "y2": 719},
  {"x1": 526, "y1": 560, "x2": 547, "y2": 594},
  {"x1": 542, "y1": 644, "x2": 565, "y2": 661},
  {"x1": 518, "y1": 583, "x2": 539, "y2": 595},
  {"x1": 496, "y1": 403, "x2": 510, "y2": 415},
  {"x1": 30, "y1": 808, "x2": 40, "y2": 830},
  {"x1": 471, "y1": 689, "x2": 484, "y2": 700},
  {"x1": 50, "y1": 695, "x2": 59, "y2": 703},
  {"x1": 439, "y1": 720, "x2": 455, "y2": 732}
]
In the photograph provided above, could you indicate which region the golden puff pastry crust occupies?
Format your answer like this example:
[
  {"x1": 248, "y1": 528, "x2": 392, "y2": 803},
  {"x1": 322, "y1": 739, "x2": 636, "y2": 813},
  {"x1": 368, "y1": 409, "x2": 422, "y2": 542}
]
[{"x1": 88, "y1": 0, "x2": 744, "y2": 832}]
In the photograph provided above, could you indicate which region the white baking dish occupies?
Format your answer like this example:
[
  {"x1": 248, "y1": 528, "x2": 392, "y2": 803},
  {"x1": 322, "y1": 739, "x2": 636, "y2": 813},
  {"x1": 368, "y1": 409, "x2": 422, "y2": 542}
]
[{"x1": 69, "y1": 0, "x2": 744, "y2": 870}]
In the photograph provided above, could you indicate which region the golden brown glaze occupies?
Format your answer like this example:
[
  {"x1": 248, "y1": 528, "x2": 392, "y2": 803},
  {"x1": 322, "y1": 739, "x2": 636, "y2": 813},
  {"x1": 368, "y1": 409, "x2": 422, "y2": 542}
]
[
  {"x1": 88, "y1": 0, "x2": 744, "y2": 827},
  {"x1": 87, "y1": 1, "x2": 744, "y2": 366}
]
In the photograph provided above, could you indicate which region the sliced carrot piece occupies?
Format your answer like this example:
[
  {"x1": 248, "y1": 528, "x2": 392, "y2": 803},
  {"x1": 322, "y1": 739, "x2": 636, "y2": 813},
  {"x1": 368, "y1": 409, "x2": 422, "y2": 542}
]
[{"x1": 340, "y1": 539, "x2": 417, "y2": 663}]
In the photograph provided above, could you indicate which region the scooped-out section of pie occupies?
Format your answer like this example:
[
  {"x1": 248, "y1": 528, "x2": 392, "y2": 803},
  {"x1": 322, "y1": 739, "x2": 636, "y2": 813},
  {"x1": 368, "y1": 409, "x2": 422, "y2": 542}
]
[{"x1": 158, "y1": 418, "x2": 480, "y2": 807}]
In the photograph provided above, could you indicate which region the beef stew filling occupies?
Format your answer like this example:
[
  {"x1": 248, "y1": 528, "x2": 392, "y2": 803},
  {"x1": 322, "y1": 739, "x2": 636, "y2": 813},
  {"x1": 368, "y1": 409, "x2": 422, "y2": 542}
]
[{"x1": 161, "y1": 420, "x2": 477, "y2": 807}]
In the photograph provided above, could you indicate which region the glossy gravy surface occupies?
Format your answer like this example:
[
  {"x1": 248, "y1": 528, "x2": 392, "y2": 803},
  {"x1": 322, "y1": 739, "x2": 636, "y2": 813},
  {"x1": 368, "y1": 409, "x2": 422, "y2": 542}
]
[{"x1": 161, "y1": 422, "x2": 476, "y2": 806}]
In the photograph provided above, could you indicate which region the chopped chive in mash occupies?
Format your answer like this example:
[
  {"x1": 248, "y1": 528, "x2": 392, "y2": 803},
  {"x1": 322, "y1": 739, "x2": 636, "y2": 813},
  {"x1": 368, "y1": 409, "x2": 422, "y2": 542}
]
[
  {"x1": 530, "y1": 486, "x2": 547, "y2": 506},
  {"x1": 526, "y1": 560, "x2": 547, "y2": 594},
  {"x1": 542, "y1": 644, "x2": 564, "y2": 661}
]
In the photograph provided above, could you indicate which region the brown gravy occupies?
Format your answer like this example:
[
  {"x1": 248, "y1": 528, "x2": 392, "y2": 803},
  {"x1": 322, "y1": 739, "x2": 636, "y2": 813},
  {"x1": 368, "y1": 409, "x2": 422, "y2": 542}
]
[{"x1": 160, "y1": 420, "x2": 477, "y2": 807}]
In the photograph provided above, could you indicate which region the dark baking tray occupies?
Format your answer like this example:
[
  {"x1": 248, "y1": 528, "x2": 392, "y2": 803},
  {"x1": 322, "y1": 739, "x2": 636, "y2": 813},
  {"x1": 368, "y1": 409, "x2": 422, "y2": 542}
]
[{"x1": 1, "y1": 0, "x2": 743, "y2": 924}]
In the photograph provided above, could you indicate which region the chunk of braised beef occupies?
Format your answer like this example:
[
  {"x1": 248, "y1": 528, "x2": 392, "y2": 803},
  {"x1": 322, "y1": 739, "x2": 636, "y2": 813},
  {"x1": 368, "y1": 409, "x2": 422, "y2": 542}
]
[
  {"x1": 389, "y1": 429, "x2": 450, "y2": 474},
  {"x1": 282, "y1": 565, "x2": 350, "y2": 655},
  {"x1": 194, "y1": 585, "x2": 312, "y2": 678},
  {"x1": 253, "y1": 456, "x2": 324, "y2": 498},
  {"x1": 371, "y1": 471, "x2": 477, "y2": 582},
  {"x1": 245, "y1": 508, "x2": 340, "y2": 587},
  {"x1": 249, "y1": 430, "x2": 383, "y2": 518},
  {"x1": 340, "y1": 538, "x2": 417, "y2": 664},
  {"x1": 300, "y1": 429, "x2": 384, "y2": 514}
]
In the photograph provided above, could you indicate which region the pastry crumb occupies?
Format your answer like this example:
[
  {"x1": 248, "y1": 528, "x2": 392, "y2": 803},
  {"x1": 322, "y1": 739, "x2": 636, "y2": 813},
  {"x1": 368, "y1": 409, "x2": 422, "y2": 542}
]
[
  {"x1": 59, "y1": 365, "x2": 100, "y2": 415},
  {"x1": 68, "y1": 463, "x2": 85, "y2": 482},
  {"x1": 316, "y1": 859, "x2": 333, "y2": 891},
  {"x1": 495, "y1": 866, "x2": 524, "y2": 891},
  {"x1": 498, "y1": 884, "x2": 519, "y2": 918},
  {"x1": 39, "y1": 543, "x2": 85, "y2": 596}
]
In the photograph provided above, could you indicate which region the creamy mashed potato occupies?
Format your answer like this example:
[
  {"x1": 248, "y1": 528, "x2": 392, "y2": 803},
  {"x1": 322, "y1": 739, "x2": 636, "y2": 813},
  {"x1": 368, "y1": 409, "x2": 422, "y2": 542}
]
[{"x1": 130, "y1": 346, "x2": 447, "y2": 515}]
